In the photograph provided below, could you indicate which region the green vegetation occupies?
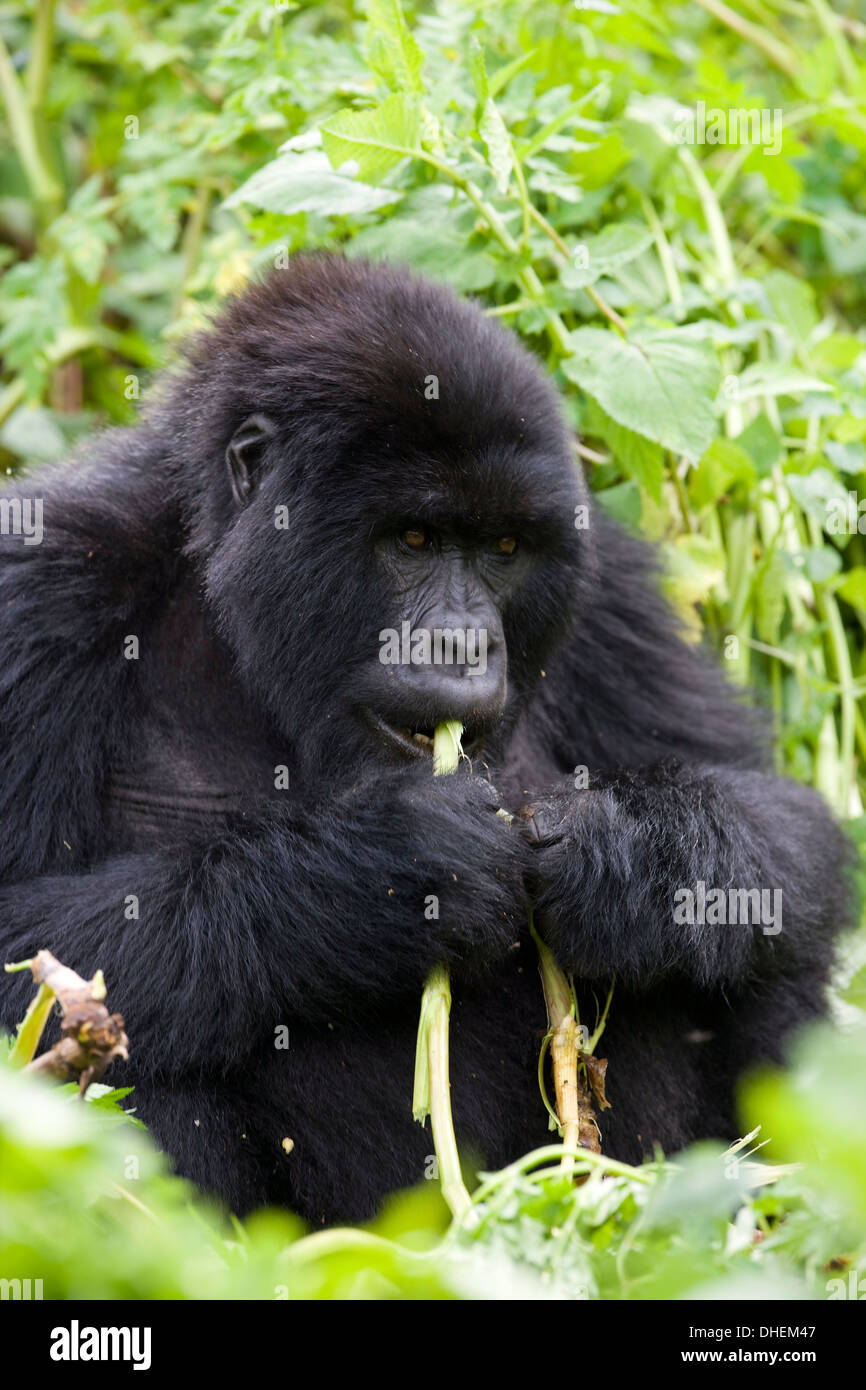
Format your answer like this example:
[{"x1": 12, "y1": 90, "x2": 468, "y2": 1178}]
[{"x1": 2, "y1": 1018, "x2": 866, "y2": 1299}]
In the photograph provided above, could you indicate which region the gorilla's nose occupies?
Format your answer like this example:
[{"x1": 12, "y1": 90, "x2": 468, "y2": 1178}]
[{"x1": 401, "y1": 620, "x2": 505, "y2": 721}]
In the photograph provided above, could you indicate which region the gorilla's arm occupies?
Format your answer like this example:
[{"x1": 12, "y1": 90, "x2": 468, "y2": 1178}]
[
  {"x1": 522, "y1": 515, "x2": 853, "y2": 992},
  {"x1": 0, "y1": 773, "x2": 527, "y2": 1075},
  {"x1": 524, "y1": 762, "x2": 849, "y2": 990}
]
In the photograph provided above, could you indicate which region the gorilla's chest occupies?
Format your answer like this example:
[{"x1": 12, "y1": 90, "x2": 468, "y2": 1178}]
[{"x1": 103, "y1": 582, "x2": 289, "y2": 849}]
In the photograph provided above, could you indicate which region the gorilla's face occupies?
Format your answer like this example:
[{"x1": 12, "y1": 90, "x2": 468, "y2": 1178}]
[
  {"x1": 362, "y1": 514, "x2": 514, "y2": 763},
  {"x1": 189, "y1": 258, "x2": 588, "y2": 780},
  {"x1": 357, "y1": 470, "x2": 579, "y2": 767},
  {"x1": 217, "y1": 414, "x2": 583, "y2": 776}
]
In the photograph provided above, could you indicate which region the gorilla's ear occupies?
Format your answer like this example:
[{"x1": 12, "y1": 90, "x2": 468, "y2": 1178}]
[{"x1": 226, "y1": 414, "x2": 276, "y2": 506}]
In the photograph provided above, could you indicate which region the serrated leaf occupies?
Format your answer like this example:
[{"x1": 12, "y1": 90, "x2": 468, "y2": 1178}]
[
  {"x1": 479, "y1": 98, "x2": 513, "y2": 194},
  {"x1": 563, "y1": 327, "x2": 720, "y2": 462},
  {"x1": 367, "y1": 0, "x2": 424, "y2": 96},
  {"x1": 321, "y1": 94, "x2": 422, "y2": 184}
]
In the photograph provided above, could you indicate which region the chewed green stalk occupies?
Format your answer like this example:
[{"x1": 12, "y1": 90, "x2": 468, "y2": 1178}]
[
  {"x1": 412, "y1": 722, "x2": 472, "y2": 1220},
  {"x1": 432, "y1": 719, "x2": 462, "y2": 777}
]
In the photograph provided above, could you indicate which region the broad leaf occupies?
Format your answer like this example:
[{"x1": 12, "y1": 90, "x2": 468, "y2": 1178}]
[
  {"x1": 563, "y1": 327, "x2": 720, "y2": 461},
  {"x1": 321, "y1": 94, "x2": 422, "y2": 184}
]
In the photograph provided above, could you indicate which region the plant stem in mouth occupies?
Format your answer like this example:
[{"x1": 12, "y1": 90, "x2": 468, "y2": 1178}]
[{"x1": 412, "y1": 721, "x2": 472, "y2": 1220}]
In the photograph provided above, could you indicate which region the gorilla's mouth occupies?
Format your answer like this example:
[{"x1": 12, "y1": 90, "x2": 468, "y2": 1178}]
[{"x1": 365, "y1": 711, "x2": 484, "y2": 761}]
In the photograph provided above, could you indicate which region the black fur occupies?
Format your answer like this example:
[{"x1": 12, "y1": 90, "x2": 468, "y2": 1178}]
[{"x1": 0, "y1": 255, "x2": 853, "y2": 1222}]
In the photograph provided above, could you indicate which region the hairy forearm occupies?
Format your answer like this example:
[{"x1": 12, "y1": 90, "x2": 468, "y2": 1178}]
[
  {"x1": 528, "y1": 764, "x2": 852, "y2": 990},
  {"x1": 0, "y1": 777, "x2": 526, "y2": 1070}
]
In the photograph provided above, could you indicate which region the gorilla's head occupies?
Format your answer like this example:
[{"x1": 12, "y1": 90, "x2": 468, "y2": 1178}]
[{"x1": 162, "y1": 255, "x2": 589, "y2": 779}]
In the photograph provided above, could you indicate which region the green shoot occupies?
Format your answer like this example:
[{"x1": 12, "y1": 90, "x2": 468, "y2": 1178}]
[{"x1": 412, "y1": 722, "x2": 472, "y2": 1220}]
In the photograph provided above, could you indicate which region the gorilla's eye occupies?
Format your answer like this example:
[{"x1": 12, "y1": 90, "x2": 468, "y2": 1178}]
[
  {"x1": 402, "y1": 527, "x2": 428, "y2": 550},
  {"x1": 496, "y1": 536, "x2": 518, "y2": 556}
]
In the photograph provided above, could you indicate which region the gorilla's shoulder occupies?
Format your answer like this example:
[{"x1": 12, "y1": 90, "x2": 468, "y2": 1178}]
[{"x1": 0, "y1": 428, "x2": 180, "y2": 635}]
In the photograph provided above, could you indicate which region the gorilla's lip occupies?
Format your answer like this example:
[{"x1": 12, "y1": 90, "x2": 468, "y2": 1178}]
[{"x1": 364, "y1": 710, "x2": 484, "y2": 761}]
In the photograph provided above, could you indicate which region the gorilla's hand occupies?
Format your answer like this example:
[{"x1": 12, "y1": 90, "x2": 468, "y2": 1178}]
[
  {"x1": 517, "y1": 764, "x2": 848, "y2": 991},
  {"x1": 517, "y1": 785, "x2": 595, "y2": 947},
  {"x1": 337, "y1": 763, "x2": 531, "y2": 977}
]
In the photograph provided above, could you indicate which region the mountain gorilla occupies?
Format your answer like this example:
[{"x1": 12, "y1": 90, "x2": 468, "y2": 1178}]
[{"x1": 0, "y1": 255, "x2": 852, "y2": 1223}]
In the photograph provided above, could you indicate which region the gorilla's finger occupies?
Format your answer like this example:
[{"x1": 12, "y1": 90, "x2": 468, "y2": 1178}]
[{"x1": 518, "y1": 802, "x2": 562, "y2": 847}]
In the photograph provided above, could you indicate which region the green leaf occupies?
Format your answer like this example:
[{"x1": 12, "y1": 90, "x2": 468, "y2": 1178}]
[
  {"x1": 788, "y1": 546, "x2": 842, "y2": 585},
  {"x1": 593, "y1": 479, "x2": 642, "y2": 528},
  {"x1": 563, "y1": 327, "x2": 720, "y2": 462},
  {"x1": 755, "y1": 551, "x2": 787, "y2": 644},
  {"x1": 349, "y1": 215, "x2": 498, "y2": 292},
  {"x1": 469, "y1": 40, "x2": 513, "y2": 194},
  {"x1": 735, "y1": 414, "x2": 783, "y2": 476},
  {"x1": 366, "y1": 0, "x2": 425, "y2": 96},
  {"x1": 662, "y1": 535, "x2": 726, "y2": 624},
  {"x1": 584, "y1": 401, "x2": 664, "y2": 502},
  {"x1": 824, "y1": 441, "x2": 866, "y2": 475},
  {"x1": 561, "y1": 223, "x2": 654, "y2": 291},
  {"x1": 843, "y1": 962, "x2": 866, "y2": 1011},
  {"x1": 690, "y1": 438, "x2": 755, "y2": 509},
  {"x1": 468, "y1": 35, "x2": 490, "y2": 105},
  {"x1": 0, "y1": 406, "x2": 66, "y2": 463},
  {"x1": 785, "y1": 467, "x2": 851, "y2": 523},
  {"x1": 729, "y1": 363, "x2": 835, "y2": 403},
  {"x1": 478, "y1": 99, "x2": 513, "y2": 194},
  {"x1": 822, "y1": 208, "x2": 866, "y2": 275},
  {"x1": 834, "y1": 567, "x2": 866, "y2": 612},
  {"x1": 321, "y1": 94, "x2": 422, "y2": 184},
  {"x1": 762, "y1": 269, "x2": 819, "y2": 344},
  {"x1": 225, "y1": 150, "x2": 401, "y2": 217}
]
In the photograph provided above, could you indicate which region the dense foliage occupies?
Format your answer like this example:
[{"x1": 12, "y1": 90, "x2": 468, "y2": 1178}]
[{"x1": 1, "y1": 0, "x2": 865, "y2": 1300}]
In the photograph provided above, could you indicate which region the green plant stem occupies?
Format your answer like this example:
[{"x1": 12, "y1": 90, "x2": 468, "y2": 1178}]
[
  {"x1": 391, "y1": 139, "x2": 577, "y2": 354},
  {"x1": 640, "y1": 193, "x2": 683, "y2": 318},
  {"x1": 693, "y1": 0, "x2": 799, "y2": 78},
  {"x1": 469, "y1": 1144, "x2": 652, "y2": 1206},
  {"x1": 412, "y1": 722, "x2": 471, "y2": 1220},
  {"x1": 172, "y1": 184, "x2": 212, "y2": 320},
  {"x1": 676, "y1": 145, "x2": 737, "y2": 291},
  {"x1": 27, "y1": 0, "x2": 56, "y2": 109},
  {"x1": 525, "y1": 202, "x2": 628, "y2": 336},
  {"x1": 807, "y1": 0, "x2": 859, "y2": 92},
  {"x1": 529, "y1": 913, "x2": 581, "y2": 1162},
  {"x1": 0, "y1": 28, "x2": 62, "y2": 220},
  {"x1": 6, "y1": 977, "x2": 55, "y2": 1068}
]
